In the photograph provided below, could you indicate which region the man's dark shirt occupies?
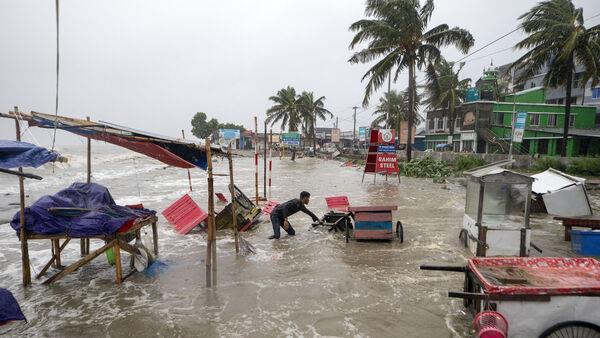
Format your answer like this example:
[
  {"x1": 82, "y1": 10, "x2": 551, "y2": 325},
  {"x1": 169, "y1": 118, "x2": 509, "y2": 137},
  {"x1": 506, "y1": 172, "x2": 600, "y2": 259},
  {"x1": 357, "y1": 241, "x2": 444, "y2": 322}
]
[{"x1": 273, "y1": 198, "x2": 318, "y2": 221}]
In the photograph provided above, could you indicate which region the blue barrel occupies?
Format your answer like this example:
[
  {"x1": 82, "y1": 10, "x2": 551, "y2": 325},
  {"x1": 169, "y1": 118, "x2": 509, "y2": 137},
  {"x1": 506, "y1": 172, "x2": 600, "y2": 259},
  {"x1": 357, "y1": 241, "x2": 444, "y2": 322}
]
[{"x1": 571, "y1": 230, "x2": 600, "y2": 256}]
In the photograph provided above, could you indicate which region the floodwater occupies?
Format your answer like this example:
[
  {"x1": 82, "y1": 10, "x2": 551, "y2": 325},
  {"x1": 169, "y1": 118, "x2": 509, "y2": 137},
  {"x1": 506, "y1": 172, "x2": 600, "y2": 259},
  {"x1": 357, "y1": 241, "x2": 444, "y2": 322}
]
[{"x1": 0, "y1": 144, "x2": 583, "y2": 337}]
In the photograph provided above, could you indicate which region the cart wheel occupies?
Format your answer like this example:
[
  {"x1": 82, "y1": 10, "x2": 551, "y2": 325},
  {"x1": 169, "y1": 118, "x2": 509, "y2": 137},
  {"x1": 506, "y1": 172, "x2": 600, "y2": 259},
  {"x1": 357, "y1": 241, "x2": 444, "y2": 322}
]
[
  {"x1": 396, "y1": 221, "x2": 403, "y2": 243},
  {"x1": 539, "y1": 321, "x2": 600, "y2": 338},
  {"x1": 459, "y1": 229, "x2": 468, "y2": 248}
]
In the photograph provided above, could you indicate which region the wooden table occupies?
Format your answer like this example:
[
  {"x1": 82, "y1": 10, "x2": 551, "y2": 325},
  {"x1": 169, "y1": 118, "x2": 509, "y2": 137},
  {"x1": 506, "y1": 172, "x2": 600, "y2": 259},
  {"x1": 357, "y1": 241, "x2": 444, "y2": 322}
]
[
  {"x1": 27, "y1": 215, "x2": 159, "y2": 285},
  {"x1": 554, "y1": 215, "x2": 600, "y2": 241}
]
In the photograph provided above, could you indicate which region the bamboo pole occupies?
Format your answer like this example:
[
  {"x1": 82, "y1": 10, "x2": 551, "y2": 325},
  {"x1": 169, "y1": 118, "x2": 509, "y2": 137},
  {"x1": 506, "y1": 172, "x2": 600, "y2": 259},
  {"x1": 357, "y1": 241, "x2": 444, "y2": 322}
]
[
  {"x1": 227, "y1": 144, "x2": 239, "y2": 254},
  {"x1": 182, "y1": 129, "x2": 193, "y2": 191},
  {"x1": 205, "y1": 137, "x2": 216, "y2": 286},
  {"x1": 254, "y1": 116, "x2": 259, "y2": 204},
  {"x1": 263, "y1": 121, "x2": 267, "y2": 199},
  {"x1": 82, "y1": 116, "x2": 91, "y2": 256},
  {"x1": 268, "y1": 129, "x2": 273, "y2": 199},
  {"x1": 15, "y1": 106, "x2": 31, "y2": 286}
]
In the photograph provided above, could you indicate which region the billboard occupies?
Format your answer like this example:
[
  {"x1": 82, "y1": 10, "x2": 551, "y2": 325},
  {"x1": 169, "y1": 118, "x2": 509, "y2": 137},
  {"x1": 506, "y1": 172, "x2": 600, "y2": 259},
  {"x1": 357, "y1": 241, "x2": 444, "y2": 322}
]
[
  {"x1": 331, "y1": 128, "x2": 340, "y2": 143},
  {"x1": 513, "y1": 111, "x2": 527, "y2": 143},
  {"x1": 282, "y1": 132, "x2": 301, "y2": 146},
  {"x1": 218, "y1": 129, "x2": 240, "y2": 149},
  {"x1": 358, "y1": 127, "x2": 367, "y2": 141},
  {"x1": 375, "y1": 153, "x2": 399, "y2": 174}
]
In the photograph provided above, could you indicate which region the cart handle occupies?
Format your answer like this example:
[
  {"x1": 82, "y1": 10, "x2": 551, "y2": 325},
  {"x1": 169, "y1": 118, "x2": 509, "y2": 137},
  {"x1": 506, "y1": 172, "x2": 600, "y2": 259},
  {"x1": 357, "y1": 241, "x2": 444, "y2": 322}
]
[{"x1": 420, "y1": 265, "x2": 467, "y2": 273}]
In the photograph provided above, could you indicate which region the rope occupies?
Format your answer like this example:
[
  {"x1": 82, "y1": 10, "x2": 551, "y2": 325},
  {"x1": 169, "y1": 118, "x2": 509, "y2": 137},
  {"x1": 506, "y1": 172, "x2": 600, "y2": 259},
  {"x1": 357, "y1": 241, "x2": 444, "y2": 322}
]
[{"x1": 51, "y1": 0, "x2": 60, "y2": 152}]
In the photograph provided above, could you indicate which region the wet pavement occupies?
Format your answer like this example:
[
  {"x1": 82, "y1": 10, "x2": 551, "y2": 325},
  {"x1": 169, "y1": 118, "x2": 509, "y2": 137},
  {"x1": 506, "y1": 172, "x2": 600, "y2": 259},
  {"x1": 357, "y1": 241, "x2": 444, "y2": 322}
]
[{"x1": 0, "y1": 145, "x2": 583, "y2": 337}]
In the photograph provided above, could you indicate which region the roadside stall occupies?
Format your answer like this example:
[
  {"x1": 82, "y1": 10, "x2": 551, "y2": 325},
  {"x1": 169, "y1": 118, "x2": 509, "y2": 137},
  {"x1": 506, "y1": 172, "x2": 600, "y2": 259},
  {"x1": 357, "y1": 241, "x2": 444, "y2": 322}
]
[
  {"x1": 421, "y1": 257, "x2": 600, "y2": 338},
  {"x1": 460, "y1": 163, "x2": 536, "y2": 257}
]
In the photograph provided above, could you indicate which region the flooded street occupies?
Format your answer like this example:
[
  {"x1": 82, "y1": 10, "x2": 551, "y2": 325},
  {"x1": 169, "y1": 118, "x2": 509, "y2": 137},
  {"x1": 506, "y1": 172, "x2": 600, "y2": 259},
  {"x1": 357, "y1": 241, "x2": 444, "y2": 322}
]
[{"x1": 0, "y1": 145, "x2": 580, "y2": 337}]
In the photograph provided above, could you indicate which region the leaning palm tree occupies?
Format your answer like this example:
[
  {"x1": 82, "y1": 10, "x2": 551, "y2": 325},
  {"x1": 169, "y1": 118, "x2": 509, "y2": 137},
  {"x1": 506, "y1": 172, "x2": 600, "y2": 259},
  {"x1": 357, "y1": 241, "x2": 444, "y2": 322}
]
[
  {"x1": 349, "y1": 0, "x2": 473, "y2": 160},
  {"x1": 511, "y1": 0, "x2": 600, "y2": 157},
  {"x1": 424, "y1": 58, "x2": 471, "y2": 147},
  {"x1": 266, "y1": 86, "x2": 302, "y2": 132},
  {"x1": 298, "y1": 91, "x2": 333, "y2": 153}
]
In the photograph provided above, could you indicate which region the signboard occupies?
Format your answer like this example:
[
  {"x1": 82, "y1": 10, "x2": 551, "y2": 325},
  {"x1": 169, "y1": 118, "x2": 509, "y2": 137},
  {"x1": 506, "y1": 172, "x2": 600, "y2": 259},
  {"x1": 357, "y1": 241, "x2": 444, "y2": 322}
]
[
  {"x1": 282, "y1": 132, "x2": 301, "y2": 146},
  {"x1": 513, "y1": 111, "x2": 527, "y2": 143},
  {"x1": 358, "y1": 127, "x2": 367, "y2": 141},
  {"x1": 270, "y1": 134, "x2": 281, "y2": 143},
  {"x1": 398, "y1": 122, "x2": 415, "y2": 144},
  {"x1": 375, "y1": 153, "x2": 399, "y2": 174},
  {"x1": 377, "y1": 129, "x2": 395, "y2": 144},
  {"x1": 331, "y1": 128, "x2": 340, "y2": 143},
  {"x1": 377, "y1": 145, "x2": 396, "y2": 153},
  {"x1": 218, "y1": 129, "x2": 240, "y2": 149}
]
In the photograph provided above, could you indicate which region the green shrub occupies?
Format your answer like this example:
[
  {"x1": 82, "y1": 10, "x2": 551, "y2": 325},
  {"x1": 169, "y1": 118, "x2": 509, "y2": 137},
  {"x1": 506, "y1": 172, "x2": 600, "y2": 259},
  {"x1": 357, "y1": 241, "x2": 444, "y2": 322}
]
[
  {"x1": 532, "y1": 157, "x2": 567, "y2": 172},
  {"x1": 567, "y1": 157, "x2": 600, "y2": 176},
  {"x1": 453, "y1": 155, "x2": 486, "y2": 173},
  {"x1": 401, "y1": 156, "x2": 452, "y2": 182}
]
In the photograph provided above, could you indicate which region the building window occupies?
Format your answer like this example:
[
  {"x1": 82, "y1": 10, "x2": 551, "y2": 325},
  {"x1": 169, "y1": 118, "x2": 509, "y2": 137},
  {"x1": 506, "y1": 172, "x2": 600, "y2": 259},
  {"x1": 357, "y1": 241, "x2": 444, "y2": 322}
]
[
  {"x1": 573, "y1": 72, "x2": 583, "y2": 88},
  {"x1": 437, "y1": 118, "x2": 443, "y2": 130},
  {"x1": 570, "y1": 115, "x2": 575, "y2": 127},
  {"x1": 530, "y1": 82, "x2": 536, "y2": 88},
  {"x1": 530, "y1": 114, "x2": 540, "y2": 126},
  {"x1": 455, "y1": 118, "x2": 461, "y2": 128},
  {"x1": 592, "y1": 88, "x2": 600, "y2": 99},
  {"x1": 429, "y1": 119, "x2": 435, "y2": 131},
  {"x1": 443, "y1": 117, "x2": 448, "y2": 130},
  {"x1": 548, "y1": 114, "x2": 557, "y2": 126},
  {"x1": 495, "y1": 112, "x2": 504, "y2": 125}
]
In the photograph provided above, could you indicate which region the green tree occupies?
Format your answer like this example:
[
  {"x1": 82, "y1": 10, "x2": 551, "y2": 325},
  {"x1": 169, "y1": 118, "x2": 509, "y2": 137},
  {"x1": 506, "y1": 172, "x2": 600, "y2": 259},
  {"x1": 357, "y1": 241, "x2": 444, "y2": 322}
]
[
  {"x1": 298, "y1": 91, "x2": 333, "y2": 152},
  {"x1": 511, "y1": 0, "x2": 600, "y2": 157},
  {"x1": 424, "y1": 59, "x2": 470, "y2": 147},
  {"x1": 371, "y1": 90, "x2": 407, "y2": 129},
  {"x1": 266, "y1": 86, "x2": 302, "y2": 132},
  {"x1": 349, "y1": 0, "x2": 473, "y2": 160},
  {"x1": 191, "y1": 112, "x2": 219, "y2": 139},
  {"x1": 218, "y1": 122, "x2": 246, "y2": 132}
]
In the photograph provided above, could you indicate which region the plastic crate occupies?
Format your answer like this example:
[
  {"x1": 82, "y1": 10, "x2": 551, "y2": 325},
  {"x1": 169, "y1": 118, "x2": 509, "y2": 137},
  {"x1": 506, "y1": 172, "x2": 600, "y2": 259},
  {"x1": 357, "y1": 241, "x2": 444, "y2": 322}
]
[{"x1": 571, "y1": 230, "x2": 600, "y2": 256}]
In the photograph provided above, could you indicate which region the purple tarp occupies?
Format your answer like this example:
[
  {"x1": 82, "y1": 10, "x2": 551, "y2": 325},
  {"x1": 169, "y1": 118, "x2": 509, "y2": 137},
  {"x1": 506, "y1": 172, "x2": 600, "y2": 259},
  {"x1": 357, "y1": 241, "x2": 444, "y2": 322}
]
[
  {"x1": 0, "y1": 140, "x2": 58, "y2": 169},
  {"x1": 0, "y1": 288, "x2": 25, "y2": 325},
  {"x1": 10, "y1": 183, "x2": 155, "y2": 238}
]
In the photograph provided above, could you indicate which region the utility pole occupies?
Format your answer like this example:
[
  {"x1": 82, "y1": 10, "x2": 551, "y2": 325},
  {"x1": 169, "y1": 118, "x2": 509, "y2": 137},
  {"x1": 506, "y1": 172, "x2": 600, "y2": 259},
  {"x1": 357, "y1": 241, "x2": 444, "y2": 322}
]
[
  {"x1": 352, "y1": 106, "x2": 359, "y2": 148},
  {"x1": 335, "y1": 116, "x2": 338, "y2": 129}
]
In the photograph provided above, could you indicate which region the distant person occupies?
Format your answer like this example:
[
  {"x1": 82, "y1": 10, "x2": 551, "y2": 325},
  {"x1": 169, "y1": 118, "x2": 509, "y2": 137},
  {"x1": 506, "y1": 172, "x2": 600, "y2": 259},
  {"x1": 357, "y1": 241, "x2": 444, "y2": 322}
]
[{"x1": 269, "y1": 191, "x2": 319, "y2": 239}]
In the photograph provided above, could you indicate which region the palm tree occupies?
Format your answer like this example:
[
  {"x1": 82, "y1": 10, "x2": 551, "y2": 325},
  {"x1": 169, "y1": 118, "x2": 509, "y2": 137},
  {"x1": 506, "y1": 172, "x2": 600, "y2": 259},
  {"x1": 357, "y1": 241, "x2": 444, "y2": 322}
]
[
  {"x1": 372, "y1": 90, "x2": 406, "y2": 129},
  {"x1": 511, "y1": 0, "x2": 600, "y2": 157},
  {"x1": 424, "y1": 59, "x2": 471, "y2": 148},
  {"x1": 298, "y1": 91, "x2": 333, "y2": 153},
  {"x1": 349, "y1": 0, "x2": 473, "y2": 160},
  {"x1": 266, "y1": 86, "x2": 302, "y2": 131}
]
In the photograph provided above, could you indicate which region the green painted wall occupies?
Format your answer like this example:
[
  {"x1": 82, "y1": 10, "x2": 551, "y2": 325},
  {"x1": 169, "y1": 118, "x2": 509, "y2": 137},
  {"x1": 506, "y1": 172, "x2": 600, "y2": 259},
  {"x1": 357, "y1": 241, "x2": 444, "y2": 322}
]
[{"x1": 505, "y1": 88, "x2": 546, "y2": 104}]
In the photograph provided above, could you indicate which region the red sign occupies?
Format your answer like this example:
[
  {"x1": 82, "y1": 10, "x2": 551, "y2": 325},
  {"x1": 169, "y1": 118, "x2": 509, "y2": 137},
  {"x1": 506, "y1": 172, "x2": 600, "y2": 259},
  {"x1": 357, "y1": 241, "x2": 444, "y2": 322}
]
[
  {"x1": 375, "y1": 153, "x2": 398, "y2": 173},
  {"x1": 377, "y1": 129, "x2": 395, "y2": 144}
]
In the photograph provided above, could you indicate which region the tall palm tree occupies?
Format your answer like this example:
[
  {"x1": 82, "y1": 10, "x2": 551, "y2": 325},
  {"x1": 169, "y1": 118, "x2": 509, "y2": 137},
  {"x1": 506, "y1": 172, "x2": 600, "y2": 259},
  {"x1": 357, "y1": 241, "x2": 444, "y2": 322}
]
[
  {"x1": 298, "y1": 91, "x2": 333, "y2": 153},
  {"x1": 266, "y1": 86, "x2": 302, "y2": 131},
  {"x1": 372, "y1": 90, "x2": 407, "y2": 129},
  {"x1": 424, "y1": 59, "x2": 471, "y2": 147},
  {"x1": 349, "y1": 0, "x2": 473, "y2": 160},
  {"x1": 511, "y1": 0, "x2": 600, "y2": 157}
]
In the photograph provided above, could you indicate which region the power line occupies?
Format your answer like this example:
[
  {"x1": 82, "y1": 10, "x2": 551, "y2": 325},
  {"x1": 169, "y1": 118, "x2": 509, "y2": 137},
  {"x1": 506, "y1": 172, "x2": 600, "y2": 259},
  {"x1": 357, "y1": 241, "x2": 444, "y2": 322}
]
[{"x1": 455, "y1": 27, "x2": 520, "y2": 63}]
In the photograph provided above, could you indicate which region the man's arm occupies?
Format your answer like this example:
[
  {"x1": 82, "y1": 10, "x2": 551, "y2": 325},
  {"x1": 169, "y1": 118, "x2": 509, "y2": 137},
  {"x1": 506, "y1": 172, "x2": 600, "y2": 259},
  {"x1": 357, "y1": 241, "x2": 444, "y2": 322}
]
[{"x1": 300, "y1": 203, "x2": 319, "y2": 221}]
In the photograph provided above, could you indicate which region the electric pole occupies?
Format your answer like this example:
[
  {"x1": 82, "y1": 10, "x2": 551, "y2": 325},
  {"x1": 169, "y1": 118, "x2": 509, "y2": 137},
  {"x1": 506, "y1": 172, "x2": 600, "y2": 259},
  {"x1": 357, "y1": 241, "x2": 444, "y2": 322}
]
[{"x1": 352, "y1": 106, "x2": 359, "y2": 148}]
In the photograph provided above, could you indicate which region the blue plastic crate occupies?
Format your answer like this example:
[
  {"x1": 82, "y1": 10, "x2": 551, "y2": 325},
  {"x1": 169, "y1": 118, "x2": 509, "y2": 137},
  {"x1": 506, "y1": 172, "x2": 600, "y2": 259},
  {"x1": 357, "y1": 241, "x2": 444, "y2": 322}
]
[{"x1": 571, "y1": 230, "x2": 600, "y2": 256}]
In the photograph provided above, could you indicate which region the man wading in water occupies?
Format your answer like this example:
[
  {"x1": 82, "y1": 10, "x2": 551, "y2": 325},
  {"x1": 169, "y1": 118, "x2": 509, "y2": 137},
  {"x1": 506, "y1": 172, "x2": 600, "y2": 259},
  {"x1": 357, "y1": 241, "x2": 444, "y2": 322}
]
[{"x1": 269, "y1": 191, "x2": 319, "y2": 239}]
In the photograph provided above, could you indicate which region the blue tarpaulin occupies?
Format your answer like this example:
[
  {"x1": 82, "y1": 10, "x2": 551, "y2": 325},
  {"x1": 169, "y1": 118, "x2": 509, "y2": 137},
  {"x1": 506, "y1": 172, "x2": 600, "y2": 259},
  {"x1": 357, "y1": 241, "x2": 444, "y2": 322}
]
[
  {"x1": 0, "y1": 140, "x2": 58, "y2": 169},
  {"x1": 0, "y1": 288, "x2": 26, "y2": 325},
  {"x1": 10, "y1": 183, "x2": 155, "y2": 237}
]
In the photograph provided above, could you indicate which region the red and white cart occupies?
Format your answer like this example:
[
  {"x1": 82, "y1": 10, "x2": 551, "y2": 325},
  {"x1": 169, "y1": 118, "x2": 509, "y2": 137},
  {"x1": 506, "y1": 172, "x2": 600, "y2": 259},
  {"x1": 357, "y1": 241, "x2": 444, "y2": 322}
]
[{"x1": 421, "y1": 257, "x2": 600, "y2": 338}]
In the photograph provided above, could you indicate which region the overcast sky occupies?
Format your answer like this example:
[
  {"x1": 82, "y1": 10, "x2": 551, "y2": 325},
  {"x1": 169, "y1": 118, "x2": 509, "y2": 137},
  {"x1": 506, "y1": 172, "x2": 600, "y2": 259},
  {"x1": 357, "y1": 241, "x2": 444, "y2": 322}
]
[{"x1": 1, "y1": 0, "x2": 599, "y2": 145}]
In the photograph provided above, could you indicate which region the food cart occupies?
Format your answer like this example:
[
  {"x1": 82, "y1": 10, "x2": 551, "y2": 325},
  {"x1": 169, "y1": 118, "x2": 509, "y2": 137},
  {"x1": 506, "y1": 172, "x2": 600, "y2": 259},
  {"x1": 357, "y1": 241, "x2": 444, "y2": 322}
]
[
  {"x1": 421, "y1": 257, "x2": 600, "y2": 338},
  {"x1": 460, "y1": 163, "x2": 535, "y2": 256}
]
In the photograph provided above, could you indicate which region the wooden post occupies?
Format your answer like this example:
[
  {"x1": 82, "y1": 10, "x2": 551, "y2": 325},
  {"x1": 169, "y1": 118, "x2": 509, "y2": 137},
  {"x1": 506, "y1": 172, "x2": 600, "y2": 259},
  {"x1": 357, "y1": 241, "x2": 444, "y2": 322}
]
[
  {"x1": 52, "y1": 239, "x2": 61, "y2": 268},
  {"x1": 182, "y1": 129, "x2": 193, "y2": 191},
  {"x1": 113, "y1": 240, "x2": 122, "y2": 284},
  {"x1": 82, "y1": 116, "x2": 91, "y2": 256},
  {"x1": 205, "y1": 137, "x2": 217, "y2": 286},
  {"x1": 254, "y1": 116, "x2": 259, "y2": 204},
  {"x1": 227, "y1": 145, "x2": 239, "y2": 254},
  {"x1": 15, "y1": 106, "x2": 31, "y2": 286},
  {"x1": 475, "y1": 183, "x2": 486, "y2": 257},
  {"x1": 152, "y1": 221, "x2": 158, "y2": 255},
  {"x1": 268, "y1": 129, "x2": 273, "y2": 199}
]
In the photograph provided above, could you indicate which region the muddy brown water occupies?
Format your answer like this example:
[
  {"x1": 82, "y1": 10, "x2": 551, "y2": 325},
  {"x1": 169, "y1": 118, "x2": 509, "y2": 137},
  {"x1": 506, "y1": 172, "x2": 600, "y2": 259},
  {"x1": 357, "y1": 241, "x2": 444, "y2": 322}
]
[{"x1": 0, "y1": 145, "x2": 585, "y2": 337}]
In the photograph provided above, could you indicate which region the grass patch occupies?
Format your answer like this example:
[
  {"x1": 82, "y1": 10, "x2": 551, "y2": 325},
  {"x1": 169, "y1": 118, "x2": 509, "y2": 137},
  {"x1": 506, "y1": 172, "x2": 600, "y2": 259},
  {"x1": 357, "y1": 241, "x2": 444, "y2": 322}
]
[
  {"x1": 400, "y1": 156, "x2": 452, "y2": 183},
  {"x1": 532, "y1": 157, "x2": 567, "y2": 172}
]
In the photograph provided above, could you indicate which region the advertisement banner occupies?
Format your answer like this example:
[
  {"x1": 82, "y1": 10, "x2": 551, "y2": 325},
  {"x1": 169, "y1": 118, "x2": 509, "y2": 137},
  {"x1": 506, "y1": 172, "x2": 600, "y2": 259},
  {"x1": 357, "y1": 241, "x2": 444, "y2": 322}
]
[
  {"x1": 377, "y1": 145, "x2": 396, "y2": 153},
  {"x1": 398, "y1": 122, "x2": 415, "y2": 144},
  {"x1": 331, "y1": 128, "x2": 340, "y2": 143},
  {"x1": 377, "y1": 129, "x2": 395, "y2": 144},
  {"x1": 282, "y1": 132, "x2": 301, "y2": 146},
  {"x1": 513, "y1": 111, "x2": 527, "y2": 143},
  {"x1": 358, "y1": 127, "x2": 367, "y2": 141},
  {"x1": 218, "y1": 129, "x2": 240, "y2": 149},
  {"x1": 375, "y1": 153, "x2": 398, "y2": 173}
]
